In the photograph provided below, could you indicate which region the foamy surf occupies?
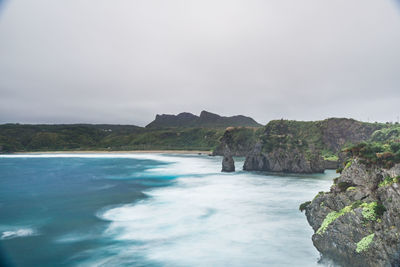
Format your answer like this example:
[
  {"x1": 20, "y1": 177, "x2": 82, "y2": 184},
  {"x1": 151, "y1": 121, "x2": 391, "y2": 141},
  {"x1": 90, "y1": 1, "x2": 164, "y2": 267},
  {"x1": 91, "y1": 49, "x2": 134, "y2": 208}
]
[
  {"x1": 93, "y1": 155, "x2": 336, "y2": 267},
  {"x1": 0, "y1": 153, "x2": 337, "y2": 266},
  {"x1": 1, "y1": 228, "x2": 37, "y2": 240}
]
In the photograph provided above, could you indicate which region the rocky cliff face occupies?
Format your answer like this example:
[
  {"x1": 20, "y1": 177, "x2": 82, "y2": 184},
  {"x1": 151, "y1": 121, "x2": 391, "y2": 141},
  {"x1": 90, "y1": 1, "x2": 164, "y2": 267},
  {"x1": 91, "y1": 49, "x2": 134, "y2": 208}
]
[
  {"x1": 213, "y1": 127, "x2": 260, "y2": 157},
  {"x1": 238, "y1": 118, "x2": 382, "y2": 173},
  {"x1": 243, "y1": 142, "x2": 325, "y2": 173},
  {"x1": 304, "y1": 159, "x2": 400, "y2": 266},
  {"x1": 319, "y1": 118, "x2": 381, "y2": 153}
]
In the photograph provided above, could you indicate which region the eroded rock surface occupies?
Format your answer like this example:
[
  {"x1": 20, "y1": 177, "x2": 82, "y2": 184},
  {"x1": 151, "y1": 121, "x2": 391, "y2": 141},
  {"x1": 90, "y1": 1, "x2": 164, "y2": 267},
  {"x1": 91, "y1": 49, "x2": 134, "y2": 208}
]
[{"x1": 304, "y1": 159, "x2": 400, "y2": 266}]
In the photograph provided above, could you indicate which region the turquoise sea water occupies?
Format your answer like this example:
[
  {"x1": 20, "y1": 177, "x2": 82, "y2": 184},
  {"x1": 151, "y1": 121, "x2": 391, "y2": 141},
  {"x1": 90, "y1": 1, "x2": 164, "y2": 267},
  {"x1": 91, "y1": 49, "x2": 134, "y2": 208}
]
[{"x1": 0, "y1": 153, "x2": 335, "y2": 266}]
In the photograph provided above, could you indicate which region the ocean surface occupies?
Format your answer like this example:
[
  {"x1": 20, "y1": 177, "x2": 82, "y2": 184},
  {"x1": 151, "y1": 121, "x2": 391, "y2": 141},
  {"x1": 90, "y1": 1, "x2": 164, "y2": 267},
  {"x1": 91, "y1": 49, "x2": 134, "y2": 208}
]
[{"x1": 0, "y1": 153, "x2": 336, "y2": 267}]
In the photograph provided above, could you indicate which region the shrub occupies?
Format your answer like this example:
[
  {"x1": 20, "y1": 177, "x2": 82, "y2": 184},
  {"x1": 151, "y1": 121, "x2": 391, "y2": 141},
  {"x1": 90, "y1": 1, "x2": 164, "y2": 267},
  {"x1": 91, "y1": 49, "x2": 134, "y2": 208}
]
[
  {"x1": 360, "y1": 202, "x2": 386, "y2": 221},
  {"x1": 299, "y1": 201, "x2": 311, "y2": 212},
  {"x1": 379, "y1": 176, "x2": 399, "y2": 187}
]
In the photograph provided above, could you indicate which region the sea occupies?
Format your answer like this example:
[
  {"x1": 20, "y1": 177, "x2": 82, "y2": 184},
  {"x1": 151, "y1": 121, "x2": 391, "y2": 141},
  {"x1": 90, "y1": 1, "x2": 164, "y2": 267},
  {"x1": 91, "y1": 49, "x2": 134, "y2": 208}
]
[{"x1": 0, "y1": 153, "x2": 336, "y2": 266}]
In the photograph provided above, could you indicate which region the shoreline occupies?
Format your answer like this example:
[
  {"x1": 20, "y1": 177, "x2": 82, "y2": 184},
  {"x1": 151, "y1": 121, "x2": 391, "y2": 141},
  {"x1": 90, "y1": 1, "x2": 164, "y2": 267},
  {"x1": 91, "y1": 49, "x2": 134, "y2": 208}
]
[{"x1": 10, "y1": 150, "x2": 212, "y2": 155}]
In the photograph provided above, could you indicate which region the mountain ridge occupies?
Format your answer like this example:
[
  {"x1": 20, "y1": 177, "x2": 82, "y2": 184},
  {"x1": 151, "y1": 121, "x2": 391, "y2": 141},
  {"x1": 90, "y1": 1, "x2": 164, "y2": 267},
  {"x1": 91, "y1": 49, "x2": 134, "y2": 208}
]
[{"x1": 146, "y1": 110, "x2": 262, "y2": 128}]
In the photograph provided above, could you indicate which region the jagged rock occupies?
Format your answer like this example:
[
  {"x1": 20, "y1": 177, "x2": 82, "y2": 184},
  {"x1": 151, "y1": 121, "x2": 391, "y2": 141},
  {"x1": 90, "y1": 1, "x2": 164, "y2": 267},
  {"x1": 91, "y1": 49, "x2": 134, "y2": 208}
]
[
  {"x1": 216, "y1": 118, "x2": 382, "y2": 174},
  {"x1": 221, "y1": 145, "x2": 235, "y2": 172},
  {"x1": 304, "y1": 159, "x2": 400, "y2": 266},
  {"x1": 213, "y1": 127, "x2": 259, "y2": 157},
  {"x1": 319, "y1": 118, "x2": 380, "y2": 153},
  {"x1": 222, "y1": 154, "x2": 235, "y2": 172},
  {"x1": 243, "y1": 142, "x2": 325, "y2": 173}
]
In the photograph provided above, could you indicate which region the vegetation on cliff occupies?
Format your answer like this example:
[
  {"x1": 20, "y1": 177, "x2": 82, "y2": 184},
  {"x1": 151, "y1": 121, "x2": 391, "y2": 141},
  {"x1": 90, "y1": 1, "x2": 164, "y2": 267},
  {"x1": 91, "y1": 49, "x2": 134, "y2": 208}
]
[
  {"x1": 0, "y1": 111, "x2": 263, "y2": 153},
  {"x1": 258, "y1": 118, "x2": 383, "y2": 161},
  {"x1": 241, "y1": 118, "x2": 383, "y2": 173},
  {"x1": 338, "y1": 126, "x2": 400, "y2": 175},
  {"x1": 212, "y1": 127, "x2": 263, "y2": 156},
  {"x1": 303, "y1": 124, "x2": 400, "y2": 266},
  {"x1": 0, "y1": 124, "x2": 225, "y2": 152}
]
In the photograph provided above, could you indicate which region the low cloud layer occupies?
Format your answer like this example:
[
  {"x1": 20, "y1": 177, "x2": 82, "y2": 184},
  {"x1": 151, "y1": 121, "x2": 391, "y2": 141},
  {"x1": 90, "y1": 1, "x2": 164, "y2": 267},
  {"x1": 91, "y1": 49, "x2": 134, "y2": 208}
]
[{"x1": 0, "y1": 0, "x2": 400, "y2": 126}]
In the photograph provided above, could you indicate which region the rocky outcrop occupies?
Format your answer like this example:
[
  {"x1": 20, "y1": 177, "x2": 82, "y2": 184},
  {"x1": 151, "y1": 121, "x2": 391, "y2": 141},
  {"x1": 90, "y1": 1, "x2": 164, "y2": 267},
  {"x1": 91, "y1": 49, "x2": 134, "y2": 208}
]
[
  {"x1": 319, "y1": 118, "x2": 381, "y2": 153},
  {"x1": 213, "y1": 127, "x2": 259, "y2": 157},
  {"x1": 323, "y1": 160, "x2": 340, "y2": 169},
  {"x1": 243, "y1": 142, "x2": 325, "y2": 173},
  {"x1": 222, "y1": 155, "x2": 235, "y2": 172},
  {"x1": 146, "y1": 111, "x2": 262, "y2": 128},
  {"x1": 221, "y1": 145, "x2": 235, "y2": 172},
  {"x1": 239, "y1": 118, "x2": 382, "y2": 174},
  {"x1": 303, "y1": 159, "x2": 400, "y2": 266}
]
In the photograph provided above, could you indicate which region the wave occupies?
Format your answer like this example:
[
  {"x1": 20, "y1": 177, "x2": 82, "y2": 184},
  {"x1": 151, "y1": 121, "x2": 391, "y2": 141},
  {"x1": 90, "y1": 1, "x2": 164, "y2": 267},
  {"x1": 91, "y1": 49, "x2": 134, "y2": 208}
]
[
  {"x1": 94, "y1": 168, "x2": 334, "y2": 266},
  {"x1": 1, "y1": 227, "x2": 37, "y2": 240}
]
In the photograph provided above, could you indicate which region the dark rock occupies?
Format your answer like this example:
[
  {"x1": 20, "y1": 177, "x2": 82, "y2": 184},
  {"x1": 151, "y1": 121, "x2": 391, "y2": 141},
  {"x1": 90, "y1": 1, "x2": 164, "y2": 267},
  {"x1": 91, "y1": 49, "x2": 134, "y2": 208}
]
[
  {"x1": 221, "y1": 145, "x2": 235, "y2": 172},
  {"x1": 213, "y1": 127, "x2": 259, "y2": 157},
  {"x1": 222, "y1": 155, "x2": 235, "y2": 172},
  {"x1": 243, "y1": 143, "x2": 325, "y2": 173},
  {"x1": 319, "y1": 118, "x2": 381, "y2": 153},
  {"x1": 238, "y1": 118, "x2": 381, "y2": 174},
  {"x1": 304, "y1": 159, "x2": 400, "y2": 266}
]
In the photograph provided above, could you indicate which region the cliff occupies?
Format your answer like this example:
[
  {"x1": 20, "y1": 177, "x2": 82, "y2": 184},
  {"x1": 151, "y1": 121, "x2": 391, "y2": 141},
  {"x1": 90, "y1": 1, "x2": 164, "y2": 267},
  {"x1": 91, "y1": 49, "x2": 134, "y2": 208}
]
[
  {"x1": 238, "y1": 118, "x2": 382, "y2": 173},
  {"x1": 146, "y1": 111, "x2": 262, "y2": 128},
  {"x1": 304, "y1": 159, "x2": 400, "y2": 266},
  {"x1": 212, "y1": 127, "x2": 261, "y2": 157},
  {"x1": 319, "y1": 118, "x2": 380, "y2": 153},
  {"x1": 243, "y1": 142, "x2": 325, "y2": 173},
  {"x1": 303, "y1": 134, "x2": 400, "y2": 266}
]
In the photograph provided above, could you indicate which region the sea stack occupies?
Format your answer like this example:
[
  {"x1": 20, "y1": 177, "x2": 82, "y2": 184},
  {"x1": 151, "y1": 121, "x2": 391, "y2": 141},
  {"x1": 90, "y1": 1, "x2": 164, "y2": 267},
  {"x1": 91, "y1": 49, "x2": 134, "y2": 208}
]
[{"x1": 221, "y1": 145, "x2": 235, "y2": 172}]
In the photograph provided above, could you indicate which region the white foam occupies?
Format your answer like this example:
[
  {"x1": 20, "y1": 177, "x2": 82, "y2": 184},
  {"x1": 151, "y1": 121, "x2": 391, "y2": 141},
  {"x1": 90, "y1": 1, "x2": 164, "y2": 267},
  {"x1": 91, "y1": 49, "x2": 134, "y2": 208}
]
[
  {"x1": 1, "y1": 228, "x2": 37, "y2": 240},
  {"x1": 0, "y1": 153, "x2": 223, "y2": 175},
  {"x1": 55, "y1": 232, "x2": 92, "y2": 243},
  {"x1": 94, "y1": 155, "x2": 335, "y2": 266}
]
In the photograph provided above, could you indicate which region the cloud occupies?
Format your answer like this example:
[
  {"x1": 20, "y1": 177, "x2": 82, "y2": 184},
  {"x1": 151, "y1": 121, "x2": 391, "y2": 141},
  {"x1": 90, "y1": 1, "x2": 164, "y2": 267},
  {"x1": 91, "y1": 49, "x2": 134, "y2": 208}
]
[{"x1": 0, "y1": 0, "x2": 399, "y2": 125}]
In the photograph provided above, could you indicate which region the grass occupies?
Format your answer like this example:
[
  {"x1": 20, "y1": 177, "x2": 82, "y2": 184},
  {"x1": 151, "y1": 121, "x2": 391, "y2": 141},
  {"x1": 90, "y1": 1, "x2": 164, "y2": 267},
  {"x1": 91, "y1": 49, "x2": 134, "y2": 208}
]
[
  {"x1": 356, "y1": 233, "x2": 374, "y2": 253},
  {"x1": 378, "y1": 176, "x2": 399, "y2": 187},
  {"x1": 360, "y1": 202, "x2": 386, "y2": 221},
  {"x1": 317, "y1": 204, "x2": 355, "y2": 235},
  {"x1": 299, "y1": 201, "x2": 311, "y2": 212},
  {"x1": 0, "y1": 124, "x2": 225, "y2": 152}
]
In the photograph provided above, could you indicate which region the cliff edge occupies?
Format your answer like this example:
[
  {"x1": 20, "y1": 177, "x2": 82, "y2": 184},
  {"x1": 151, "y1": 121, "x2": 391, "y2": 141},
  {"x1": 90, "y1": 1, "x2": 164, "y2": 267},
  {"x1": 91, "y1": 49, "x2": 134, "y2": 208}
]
[{"x1": 303, "y1": 137, "x2": 400, "y2": 266}]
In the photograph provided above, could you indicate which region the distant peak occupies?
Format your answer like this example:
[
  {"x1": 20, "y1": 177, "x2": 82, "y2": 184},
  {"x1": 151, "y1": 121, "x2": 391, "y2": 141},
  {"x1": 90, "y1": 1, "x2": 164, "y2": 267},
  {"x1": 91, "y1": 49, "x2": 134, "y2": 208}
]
[
  {"x1": 146, "y1": 110, "x2": 262, "y2": 128},
  {"x1": 200, "y1": 110, "x2": 220, "y2": 118}
]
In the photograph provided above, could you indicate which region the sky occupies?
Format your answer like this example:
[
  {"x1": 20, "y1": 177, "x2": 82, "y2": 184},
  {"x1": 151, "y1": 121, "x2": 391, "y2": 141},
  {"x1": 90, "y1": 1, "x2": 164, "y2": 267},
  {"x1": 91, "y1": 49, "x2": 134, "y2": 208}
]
[{"x1": 0, "y1": 0, "x2": 400, "y2": 126}]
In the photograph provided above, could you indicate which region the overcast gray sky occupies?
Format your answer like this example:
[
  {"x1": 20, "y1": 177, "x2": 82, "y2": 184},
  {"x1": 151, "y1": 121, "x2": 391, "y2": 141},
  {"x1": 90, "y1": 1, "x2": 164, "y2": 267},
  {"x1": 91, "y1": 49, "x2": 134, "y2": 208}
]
[{"x1": 0, "y1": 0, "x2": 400, "y2": 126}]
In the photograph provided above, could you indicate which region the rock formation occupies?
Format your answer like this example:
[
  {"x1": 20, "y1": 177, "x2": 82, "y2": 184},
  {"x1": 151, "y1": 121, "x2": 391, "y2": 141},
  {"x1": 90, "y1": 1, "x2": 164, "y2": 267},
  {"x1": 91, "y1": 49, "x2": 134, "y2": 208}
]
[
  {"x1": 213, "y1": 127, "x2": 260, "y2": 157},
  {"x1": 243, "y1": 142, "x2": 325, "y2": 173},
  {"x1": 221, "y1": 145, "x2": 235, "y2": 172},
  {"x1": 303, "y1": 159, "x2": 400, "y2": 266},
  {"x1": 219, "y1": 118, "x2": 382, "y2": 174}
]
